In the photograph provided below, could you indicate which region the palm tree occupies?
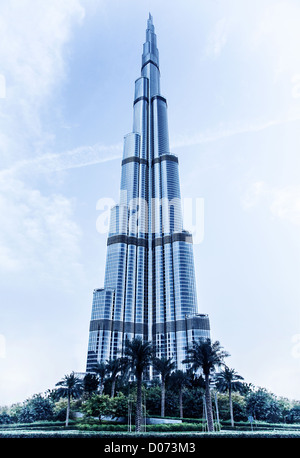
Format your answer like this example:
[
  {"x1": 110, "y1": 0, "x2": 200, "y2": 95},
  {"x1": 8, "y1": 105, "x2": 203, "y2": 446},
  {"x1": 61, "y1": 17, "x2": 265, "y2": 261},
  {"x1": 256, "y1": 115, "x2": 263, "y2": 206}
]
[
  {"x1": 216, "y1": 366, "x2": 244, "y2": 427},
  {"x1": 183, "y1": 338, "x2": 229, "y2": 432},
  {"x1": 92, "y1": 361, "x2": 107, "y2": 395},
  {"x1": 123, "y1": 337, "x2": 153, "y2": 432},
  {"x1": 83, "y1": 373, "x2": 98, "y2": 398},
  {"x1": 153, "y1": 356, "x2": 175, "y2": 417},
  {"x1": 169, "y1": 369, "x2": 189, "y2": 418},
  {"x1": 55, "y1": 372, "x2": 83, "y2": 427},
  {"x1": 106, "y1": 358, "x2": 123, "y2": 398}
]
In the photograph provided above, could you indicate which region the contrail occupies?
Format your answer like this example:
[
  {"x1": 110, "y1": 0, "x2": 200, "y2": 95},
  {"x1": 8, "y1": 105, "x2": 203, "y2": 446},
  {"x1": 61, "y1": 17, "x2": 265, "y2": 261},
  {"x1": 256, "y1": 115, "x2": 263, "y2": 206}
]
[
  {"x1": 0, "y1": 142, "x2": 123, "y2": 177},
  {"x1": 1, "y1": 114, "x2": 299, "y2": 177}
]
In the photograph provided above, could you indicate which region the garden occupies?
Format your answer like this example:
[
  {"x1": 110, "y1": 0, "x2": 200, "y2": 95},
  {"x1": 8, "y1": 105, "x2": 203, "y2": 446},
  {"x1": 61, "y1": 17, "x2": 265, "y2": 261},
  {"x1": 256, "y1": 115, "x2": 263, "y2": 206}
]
[{"x1": 0, "y1": 338, "x2": 299, "y2": 438}]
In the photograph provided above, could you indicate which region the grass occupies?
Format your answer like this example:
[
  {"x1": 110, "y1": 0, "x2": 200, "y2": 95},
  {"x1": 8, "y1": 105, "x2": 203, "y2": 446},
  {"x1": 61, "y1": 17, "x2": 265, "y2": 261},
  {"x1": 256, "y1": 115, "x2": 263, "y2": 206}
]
[
  {"x1": 0, "y1": 429, "x2": 300, "y2": 438},
  {"x1": 0, "y1": 420, "x2": 74, "y2": 429},
  {"x1": 0, "y1": 418, "x2": 300, "y2": 439}
]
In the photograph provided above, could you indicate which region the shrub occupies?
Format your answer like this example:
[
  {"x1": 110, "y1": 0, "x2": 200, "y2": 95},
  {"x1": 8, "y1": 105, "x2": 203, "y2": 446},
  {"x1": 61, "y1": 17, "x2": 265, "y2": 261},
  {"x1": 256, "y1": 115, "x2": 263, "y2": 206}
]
[
  {"x1": 146, "y1": 423, "x2": 203, "y2": 432},
  {"x1": 0, "y1": 413, "x2": 13, "y2": 425},
  {"x1": 81, "y1": 394, "x2": 112, "y2": 422},
  {"x1": 78, "y1": 423, "x2": 130, "y2": 432},
  {"x1": 6, "y1": 394, "x2": 54, "y2": 423}
]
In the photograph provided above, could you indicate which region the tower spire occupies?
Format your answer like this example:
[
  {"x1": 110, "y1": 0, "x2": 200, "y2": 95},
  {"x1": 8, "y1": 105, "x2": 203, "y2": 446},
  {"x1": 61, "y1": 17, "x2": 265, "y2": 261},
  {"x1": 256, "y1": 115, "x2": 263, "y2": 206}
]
[
  {"x1": 142, "y1": 12, "x2": 160, "y2": 97},
  {"x1": 148, "y1": 12, "x2": 153, "y2": 28}
]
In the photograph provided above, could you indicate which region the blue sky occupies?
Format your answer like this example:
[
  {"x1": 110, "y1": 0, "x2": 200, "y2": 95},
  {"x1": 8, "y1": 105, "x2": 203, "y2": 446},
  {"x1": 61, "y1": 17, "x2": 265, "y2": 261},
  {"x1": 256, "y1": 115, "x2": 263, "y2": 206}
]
[{"x1": 0, "y1": 0, "x2": 299, "y2": 405}]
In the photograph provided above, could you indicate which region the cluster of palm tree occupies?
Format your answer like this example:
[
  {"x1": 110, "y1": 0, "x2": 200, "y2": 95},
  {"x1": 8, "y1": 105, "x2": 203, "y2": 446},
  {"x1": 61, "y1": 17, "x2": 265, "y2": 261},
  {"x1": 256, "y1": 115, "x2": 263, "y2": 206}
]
[{"x1": 56, "y1": 337, "x2": 244, "y2": 432}]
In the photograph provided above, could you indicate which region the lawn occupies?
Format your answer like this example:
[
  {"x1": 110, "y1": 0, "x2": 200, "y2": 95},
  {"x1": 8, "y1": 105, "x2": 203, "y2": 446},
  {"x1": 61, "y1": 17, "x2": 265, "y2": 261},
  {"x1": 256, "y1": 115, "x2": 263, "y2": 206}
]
[
  {"x1": 1, "y1": 418, "x2": 300, "y2": 439},
  {"x1": 0, "y1": 428, "x2": 300, "y2": 438}
]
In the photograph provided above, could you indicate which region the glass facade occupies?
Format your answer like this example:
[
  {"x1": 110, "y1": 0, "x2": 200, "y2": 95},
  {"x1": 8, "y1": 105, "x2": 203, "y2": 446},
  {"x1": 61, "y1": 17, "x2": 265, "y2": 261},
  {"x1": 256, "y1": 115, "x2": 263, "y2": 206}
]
[{"x1": 86, "y1": 14, "x2": 210, "y2": 373}]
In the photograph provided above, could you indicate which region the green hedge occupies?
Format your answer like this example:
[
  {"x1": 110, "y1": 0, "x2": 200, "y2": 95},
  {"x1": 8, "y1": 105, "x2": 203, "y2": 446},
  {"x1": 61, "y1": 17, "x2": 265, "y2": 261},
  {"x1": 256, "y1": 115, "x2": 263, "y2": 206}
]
[
  {"x1": 77, "y1": 420, "x2": 300, "y2": 433},
  {"x1": 0, "y1": 420, "x2": 76, "y2": 430},
  {"x1": 78, "y1": 423, "x2": 130, "y2": 432},
  {"x1": 77, "y1": 422, "x2": 207, "y2": 432},
  {"x1": 221, "y1": 420, "x2": 300, "y2": 431}
]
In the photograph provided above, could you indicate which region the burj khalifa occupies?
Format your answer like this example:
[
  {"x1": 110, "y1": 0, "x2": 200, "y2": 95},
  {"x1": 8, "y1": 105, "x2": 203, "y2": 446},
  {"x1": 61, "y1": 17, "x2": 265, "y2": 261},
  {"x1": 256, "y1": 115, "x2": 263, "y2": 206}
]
[{"x1": 86, "y1": 14, "x2": 210, "y2": 374}]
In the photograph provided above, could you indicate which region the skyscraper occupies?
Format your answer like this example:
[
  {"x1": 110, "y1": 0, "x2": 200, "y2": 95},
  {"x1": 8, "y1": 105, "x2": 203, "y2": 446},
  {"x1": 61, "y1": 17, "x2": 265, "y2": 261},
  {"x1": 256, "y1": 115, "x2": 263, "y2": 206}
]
[{"x1": 86, "y1": 14, "x2": 210, "y2": 374}]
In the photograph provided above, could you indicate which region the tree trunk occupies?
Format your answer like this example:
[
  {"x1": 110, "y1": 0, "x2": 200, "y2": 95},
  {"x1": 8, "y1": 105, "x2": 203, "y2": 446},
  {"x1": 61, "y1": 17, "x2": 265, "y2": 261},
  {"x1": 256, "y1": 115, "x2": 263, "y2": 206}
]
[
  {"x1": 161, "y1": 379, "x2": 165, "y2": 417},
  {"x1": 229, "y1": 387, "x2": 234, "y2": 427},
  {"x1": 99, "y1": 379, "x2": 104, "y2": 395},
  {"x1": 111, "y1": 378, "x2": 116, "y2": 398},
  {"x1": 135, "y1": 372, "x2": 143, "y2": 432},
  {"x1": 179, "y1": 388, "x2": 183, "y2": 418},
  {"x1": 66, "y1": 392, "x2": 70, "y2": 427},
  {"x1": 204, "y1": 374, "x2": 214, "y2": 432}
]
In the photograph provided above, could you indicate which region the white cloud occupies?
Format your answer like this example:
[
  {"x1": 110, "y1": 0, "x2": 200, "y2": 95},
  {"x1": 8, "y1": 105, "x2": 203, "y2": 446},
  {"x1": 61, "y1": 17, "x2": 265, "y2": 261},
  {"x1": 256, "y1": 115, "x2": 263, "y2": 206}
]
[
  {"x1": 242, "y1": 181, "x2": 300, "y2": 226},
  {"x1": 205, "y1": 17, "x2": 229, "y2": 58},
  {"x1": 291, "y1": 74, "x2": 300, "y2": 99},
  {"x1": 0, "y1": 1, "x2": 86, "y2": 287},
  {"x1": 241, "y1": 181, "x2": 266, "y2": 209},
  {"x1": 0, "y1": 173, "x2": 82, "y2": 285},
  {"x1": 0, "y1": 0, "x2": 85, "y2": 164},
  {"x1": 270, "y1": 187, "x2": 300, "y2": 226},
  {"x1": 251, "y1": 1, "x2": 300, "y2": 77}
]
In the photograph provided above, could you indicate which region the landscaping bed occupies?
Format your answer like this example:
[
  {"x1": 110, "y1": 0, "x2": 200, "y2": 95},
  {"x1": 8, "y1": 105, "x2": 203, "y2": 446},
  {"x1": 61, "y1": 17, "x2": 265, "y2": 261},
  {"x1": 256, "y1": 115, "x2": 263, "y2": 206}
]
[
  {"x1": 0, "y1": 429, "x2": 300, "y2": 438},
  {"x1": 0, "y1": 418, "x2": 300, "y2": 438}
]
